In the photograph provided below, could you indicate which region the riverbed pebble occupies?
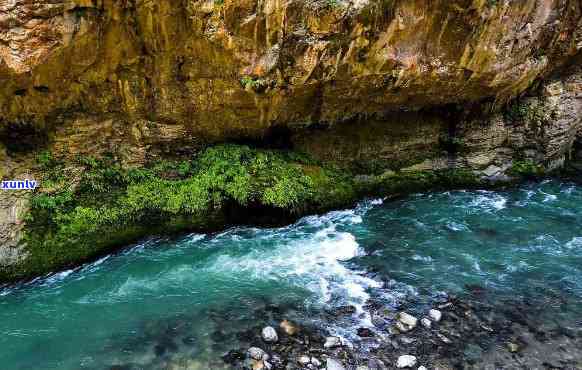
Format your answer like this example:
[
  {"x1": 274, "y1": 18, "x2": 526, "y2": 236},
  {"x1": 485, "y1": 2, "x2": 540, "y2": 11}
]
[
  {"x1": 326, "y1": 358, "x2": 346, "y2": 370},
  {"x1": 437, "y1": 333, "x2": 452, "y2": 344},
  {"x1": 397, "y1": 312, "x2": 418, "y2": 332},
  {"x1": 280, "y1": 319, "x2": 298, "y2": 336},
  {"x1": 298, "y1": 355, "x2": 311, "y2": 365},
  {"x1": 262, "y1": 326, "x2": 278, "y2": 342},
  {"x1": 507, "y1": 342, "x2": 520, "y2": 353},
  {"x1": 429, "y1": 309, "x2": 442, "y2": 322},
  {"x1": 324, "y1": 336, "x2": 342, "y2": 348},
  {"x1": 397, "y1": 355, "x2": 417, "y2": 368},
  {"x1": 421, "y1": 317, "x2": 432, "y2": 328},
  {"x1": 311, "y1": 357, "x2": 322, "y2": 367},
  {"x1": 248, "y1": 347, "x2": 268, "y2": 360}
]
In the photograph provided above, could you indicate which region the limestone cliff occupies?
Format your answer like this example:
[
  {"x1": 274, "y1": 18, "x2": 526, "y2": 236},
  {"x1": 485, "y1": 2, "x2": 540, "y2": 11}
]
[
  {"x1": 0, "y1": 0, "x2": 581, "y2": 283},
  {"x1": 0, "y1": 0, "x2": 580, "y2": 156}
]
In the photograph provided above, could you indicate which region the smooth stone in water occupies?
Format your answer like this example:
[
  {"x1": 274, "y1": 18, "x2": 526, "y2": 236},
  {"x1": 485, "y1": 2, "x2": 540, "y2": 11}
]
[
  {"x1": 429, "y1": 309, "x2": 442, "y2": 322},
  {"x1": 327, "y1": 358, "x2": 346, "y2": 370},
  {"x1": 324, "y1": 336, "x2": 342, "y2": 348},
  {"x1": 248, "y1": 347, "x2": 268, "y2": 361},
  {"x1": 507, "y1": 342, "x2": 520, "y2": 353},
  {"x1": 262, "y1": 326, "x2": 278, "y2": 342},
  {"x1": 397, "y1": 312, "x2": 418, "y2": 332},
  {"x1": 437, "y1": 333, "x2": 452, "y2": 344},
  {"x1": 396, "y1": 355, "x2": 417, "y2": 368},
  {"x1": 298, "y1": 355, "x2": 311, "y2": 365},
  {"x1": 398, "y1": 336, "x2": 416, "y2": 345},
  {"x1": 421, "y1": 318, "x2": 432, "y2": 329}
]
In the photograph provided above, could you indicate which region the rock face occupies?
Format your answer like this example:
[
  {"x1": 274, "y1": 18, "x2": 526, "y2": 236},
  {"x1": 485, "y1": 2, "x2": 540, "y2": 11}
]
[
  {"x1": 292, "y1": 60, "x2": 582, "y2": 177},
  {"x1": 0, "y1": 1, "x2": 580, "y2": 155},
  {"x1": 0, "y1": 1, "x2": 581, "y2": 283}
]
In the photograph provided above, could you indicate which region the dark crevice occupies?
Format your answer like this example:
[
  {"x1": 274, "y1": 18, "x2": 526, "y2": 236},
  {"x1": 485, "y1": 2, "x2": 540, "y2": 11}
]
[
  {"x1": 33, "y1": 86, "x2": 50, "y2": 94},
  {"x1": 0, "y1": 122, "x2": 49, "y2": 154},
  {"x1": 219, "y1": 125, "x2": 295, "y2": 151}
]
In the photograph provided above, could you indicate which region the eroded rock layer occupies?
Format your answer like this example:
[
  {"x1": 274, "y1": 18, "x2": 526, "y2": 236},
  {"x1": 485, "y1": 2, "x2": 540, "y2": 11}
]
[{"x1": 0, "y1": 0, "x2": 580, "y2": 143}]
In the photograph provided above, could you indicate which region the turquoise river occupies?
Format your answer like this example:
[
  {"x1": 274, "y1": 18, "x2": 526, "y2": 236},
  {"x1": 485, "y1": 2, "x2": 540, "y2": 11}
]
[{"x1": 1, "y1": 180, "x2": 582, "y2": 369}]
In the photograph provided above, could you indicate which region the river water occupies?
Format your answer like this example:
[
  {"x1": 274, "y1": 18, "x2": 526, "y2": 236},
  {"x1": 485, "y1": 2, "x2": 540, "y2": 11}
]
[{"x1": 1, "y1": 180, "x2": 582, "y2": 369}]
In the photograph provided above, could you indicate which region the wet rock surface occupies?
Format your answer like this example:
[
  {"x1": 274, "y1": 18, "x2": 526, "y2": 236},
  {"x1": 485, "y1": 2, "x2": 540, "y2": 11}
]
[{"x1": 220, "y1": 287, "x2": 582, "y2": 370}]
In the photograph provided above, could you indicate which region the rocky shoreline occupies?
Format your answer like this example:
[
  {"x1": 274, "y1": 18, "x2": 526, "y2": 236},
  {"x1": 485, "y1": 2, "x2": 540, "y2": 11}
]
[{"x1": 220, "y1": 288, "x2": 582, "y2": 370}]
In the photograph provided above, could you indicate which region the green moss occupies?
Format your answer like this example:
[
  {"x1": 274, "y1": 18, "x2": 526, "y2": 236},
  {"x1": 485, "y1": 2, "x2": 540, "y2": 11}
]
[
  {"x1": 240, "y1": 76, "x2": 270, "y2": 93},
  {"x1": 376, "y1": 169, "x2": 480, "y2": 195},
  {"x1": 5, "y1": 145, "x2": 357, "y2": 282},
  {"x1": 508, "y1": 160, "x2": 544, "y2": 178},
  {"x1": 504, "y1": 98, "x2": 555, "y2": 127}
]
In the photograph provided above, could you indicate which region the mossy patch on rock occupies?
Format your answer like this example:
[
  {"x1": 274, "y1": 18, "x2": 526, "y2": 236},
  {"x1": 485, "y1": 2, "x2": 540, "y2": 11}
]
[
  {"x1": 375, "y1": 169, "x2": 481, "y2": 196},
  {"x1": 508, "y1": 160, "x2": 545, "y2": 179}
]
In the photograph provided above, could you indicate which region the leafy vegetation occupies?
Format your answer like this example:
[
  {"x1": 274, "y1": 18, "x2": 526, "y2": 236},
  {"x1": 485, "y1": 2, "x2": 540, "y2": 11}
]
[
  {"x1": 508, "y1": 160, "x2": 544, "y2": 178},
  {"x1": 2, "y1": 144, "x2": 488, "y2": 283},
  {"x1": 240, "y1": 76, "x2": 270, "y2": 93},
  {"x1": 326, "y1": 0, "x2": 341, "y2": 8},
  {"x1": 5, "y1": 145, "x2": 357, "y2": 281}
]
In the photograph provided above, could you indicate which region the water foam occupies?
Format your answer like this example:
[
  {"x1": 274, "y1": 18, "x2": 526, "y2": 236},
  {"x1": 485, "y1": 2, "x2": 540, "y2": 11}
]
[
  {"x1": 201, "y1": 207, "x2": 383, "y2": 336},
  {"x1": 468, "y1": 192, "x2": 507, "y2": 212}
]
